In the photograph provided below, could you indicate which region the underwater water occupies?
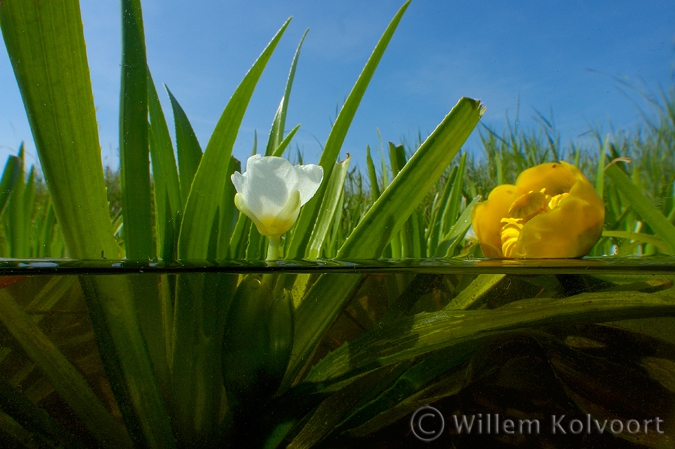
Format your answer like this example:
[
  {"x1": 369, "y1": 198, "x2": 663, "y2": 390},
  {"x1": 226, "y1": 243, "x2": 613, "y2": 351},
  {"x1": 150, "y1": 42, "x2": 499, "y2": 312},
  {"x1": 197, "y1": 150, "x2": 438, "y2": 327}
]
[{"x1": 0, "y1": 257, "x2": 674, "y2": 448}]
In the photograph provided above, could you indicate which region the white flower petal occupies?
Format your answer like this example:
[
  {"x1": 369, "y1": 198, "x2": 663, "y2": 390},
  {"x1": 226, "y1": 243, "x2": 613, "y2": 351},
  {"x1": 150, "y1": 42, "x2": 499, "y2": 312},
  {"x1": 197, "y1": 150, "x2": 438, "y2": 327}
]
[
  {"x1": 293, "y1": 164, "x2": 324, "y2": 205},
  {"x1": 231, "y1": 155, "x2": 324, "y2": 238}
]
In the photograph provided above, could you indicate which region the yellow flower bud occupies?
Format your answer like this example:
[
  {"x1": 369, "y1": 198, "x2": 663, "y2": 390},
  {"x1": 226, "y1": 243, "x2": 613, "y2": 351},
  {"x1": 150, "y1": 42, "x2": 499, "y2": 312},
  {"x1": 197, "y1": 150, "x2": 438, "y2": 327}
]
[{"x1": 471, "y1": 162, "x2": 605, "y2": 258}]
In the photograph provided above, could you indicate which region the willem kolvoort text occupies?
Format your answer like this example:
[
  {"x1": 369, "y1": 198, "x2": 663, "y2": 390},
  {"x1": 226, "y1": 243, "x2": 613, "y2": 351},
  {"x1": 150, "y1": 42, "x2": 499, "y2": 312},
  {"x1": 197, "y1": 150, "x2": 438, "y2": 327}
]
[{"x1": 451, "y1": 414, "x2": 664, "y2": 435}]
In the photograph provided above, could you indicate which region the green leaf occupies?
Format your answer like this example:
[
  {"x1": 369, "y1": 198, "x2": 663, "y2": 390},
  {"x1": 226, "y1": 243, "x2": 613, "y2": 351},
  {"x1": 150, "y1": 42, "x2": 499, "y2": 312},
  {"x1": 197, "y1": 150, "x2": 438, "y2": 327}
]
[
  {"x1": 170, "y1": 273, "x2": 237, "y2": 445},
  {"x1": 285, "y1": 97, "x2": 483, "y2": 388},
  {"x1": 7, "y1": 148, "x2": 25, "y2": 258},
  {"x1": 272, "y1": 124, "x2": 301, "y2": 158},
  {"x1": 0, "y1": 155, "x2": 21, "y2": 219},
  {"x1": 120, "y1": 0, "x2": 154, "y2": 259},
  {"x1": 80, "y1": 276, "x2": 175, "y2": 448},
  {"x1": 434, "y1": 195, "x2": 480, "y2": 258},
  {"x1": 266, "y1": 30, "x2": 308, "y2": 156},
  {"x1": 328, "y1": 342, "x2": 481, "y2": 438},
  {"x1": 177, "y1": 18, "x2": 291, "y2": 259},
  {"x1": 166, "y1": 86, "x2": 203, "y2": 206},
  {"x1": 365, "y1": 146, "x2": 381, "y2": 202},
  {"x1": 595, "y1": 135, "x2": 608, "y2": 200},
  {"x1": 338, "y1": 98, "x2": 483, "y2": 259},
  {"x1": 602, "y1": 230, "x2": 671, "y2": 255},
  {"x1": 606, "y1": 163, "x2": 675, "y2": 253},
  {"x1": 0, "y1": 0, "x2": 118, "y2": 259},
  {"x1": 308, "y1": 291, "x2": 675, "y2": 383},
  {"x1": 217, "y1": 156, "x2": 241, "y2": 258},
  {"x1": 148, "y1": 70, "x2": 183, "y2": 260},
  {"x1": 306, "y1": 155, "x2": 351, "y2": 259},
  {"x1": 445, "y1": 274, "x2": 506, "y2": 309},
  {"x1": 285, "y1": 1, "x2": 411, "y2": 259},
  {"x1": 441, "y1": 151, "x2": 467, "y2": 235},
  {"x1": 0, "y1": 288, "x2": 132, "y2": 448},
  {"x1": 427, "y1": 165, "x2": 457, "y2": 253},
  {"x1": 0, "y1": 379, "x2": 87, "y2": 449}
]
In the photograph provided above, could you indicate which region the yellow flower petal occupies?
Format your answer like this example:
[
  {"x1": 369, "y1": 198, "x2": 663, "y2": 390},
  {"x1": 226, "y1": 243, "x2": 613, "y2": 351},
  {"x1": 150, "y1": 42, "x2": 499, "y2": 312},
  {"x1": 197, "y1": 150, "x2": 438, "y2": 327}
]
[
  {"x1": 508, "y1": 190, "x2": 547, "y2": 219},
  {"x1": 471, "y1": 161, "x2": 605, "y2": 259},
  {"x1": 471, "y1": 184, "x2": 519, "y2": 258},
  {"x1": 515, "y1": 162, "x2": 576, "y2": 196}
]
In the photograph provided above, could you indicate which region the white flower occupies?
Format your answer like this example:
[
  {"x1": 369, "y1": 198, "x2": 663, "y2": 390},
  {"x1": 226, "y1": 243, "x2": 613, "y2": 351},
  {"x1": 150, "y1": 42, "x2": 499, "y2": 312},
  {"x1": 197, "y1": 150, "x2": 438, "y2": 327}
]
[{"x1": 231, "y1": 155, "x2": 323, "y2": 239}]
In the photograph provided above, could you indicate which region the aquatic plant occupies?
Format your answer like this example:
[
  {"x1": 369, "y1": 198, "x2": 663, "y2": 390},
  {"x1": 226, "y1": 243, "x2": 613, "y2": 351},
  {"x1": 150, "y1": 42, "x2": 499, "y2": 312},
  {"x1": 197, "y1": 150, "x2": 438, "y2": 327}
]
[{"x1": 1, "y1": 0, "x2": 675, "y2": 447}]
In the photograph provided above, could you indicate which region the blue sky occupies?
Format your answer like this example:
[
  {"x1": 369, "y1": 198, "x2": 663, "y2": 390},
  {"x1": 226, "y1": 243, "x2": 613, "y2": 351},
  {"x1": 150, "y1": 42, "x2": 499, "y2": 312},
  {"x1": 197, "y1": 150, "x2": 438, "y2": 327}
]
[{"x1": 1, "y1": 0, "x2": 674, "y2": 172}]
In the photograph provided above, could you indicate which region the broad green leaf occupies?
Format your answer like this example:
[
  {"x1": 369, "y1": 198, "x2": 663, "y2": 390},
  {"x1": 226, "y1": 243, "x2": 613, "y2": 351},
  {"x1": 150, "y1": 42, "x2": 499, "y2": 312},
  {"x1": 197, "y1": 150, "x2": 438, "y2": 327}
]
[
  {"x1": 328, "y1": 341, "x2": 481, "y2": 438},
  {"x1": 0, "y1": 288, "x2": 131, "y2": 448},
  {"x1": 120, "y1": 0, "x2": 154, "y2": 259},
  {"x1": 348, "y1": 360, "x2": 469, "y2": 436},
  {"x1": 308, "y1": 291, "x2": 675, "y2": 383},
  {"x1": 0, "y1": 6, "x2": 169, "y2": 443},
  {"x1": 286, "y1": 97, "x2": 483, "y2": 387},
  {"x1": 148, "y1": 70, "x2": 182, "y2": 260},
  {"x1": 166, "y1": 86, "x2": 203, "y2": 206},
  {"x1": 170, "y1": 273, "x2": 237, "y2": 445},
  {"x1": 0, "y1": 0, "x2": 118, "y2": 259},
  {"x1": 338, "y1": 98, "x2": 483, "y2": 259},
  {"x1": 306, "y1": 155, "x2": 351, "y2": 259},
  {"x1": 177, "y1": 18, "x2": 291, "y2": 259},
  {"x1": 80, "y1": 276, "x2": 175, "y2": 448},
  {"x1": 0, "y1": 379, "x2": 87, "y2": 449},
  {"x1": 606, "y1": 163, "x2": 675, "y2": 253},
  {"x1": 445, "y1": 274, "x2": 505, "y2": 309},
  {"x1": 285, "y1": 1, "x2": 411, "y2": 259},
  {"x1": 288, "y1": 364, "x2": 410, "y2": 448}
]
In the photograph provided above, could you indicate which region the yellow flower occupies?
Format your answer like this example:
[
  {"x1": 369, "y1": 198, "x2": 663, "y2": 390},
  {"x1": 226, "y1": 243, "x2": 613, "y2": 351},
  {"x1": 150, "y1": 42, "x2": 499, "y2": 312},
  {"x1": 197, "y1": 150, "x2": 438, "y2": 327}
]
[{"x1": 471, "y1": 161, "x2": 605, "y2": 258}]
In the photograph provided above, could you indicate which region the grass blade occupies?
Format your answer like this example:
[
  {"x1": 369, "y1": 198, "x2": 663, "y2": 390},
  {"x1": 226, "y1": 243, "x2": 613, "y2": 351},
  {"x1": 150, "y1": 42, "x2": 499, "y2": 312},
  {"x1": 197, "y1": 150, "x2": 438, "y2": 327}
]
[
  {"x1": 119, "y1": 0, "x2": 154, "y2": 259},
  {"x1": 171, "y1": 18, "x2": 290, "y2": 442},
  {"x1": 0, "y1": 0, "x2": 119, "y2": 259},
  {"x1": 0, "y1": 155, "x2": 21, "y2": 219},
  {"x1": 306, "y1": 155, "x2": 351, "y2": 259},
  {"x1": 308, "y1": 291, "x2": 675, "y2": 383},
  {"x1": 286, "y1": 98, "x2": 483, "y2": 387},
  {"x1": 338, "y1": 98, "x2": 483, "y2": 258},
  {"x1": 606, "y1": 163, "x2": 675, "y2": 253},
  {"x1": 365, "y1": 146, "x2": 381, "y2": 202},
  {"x1": 7, "y1": 148, "x2": 25, "y2": 258},
  {"x1": 266, "y1": 30, "x2": 308, "y2": 156},
  {"x1": 435, "y1": 195, "x2": 480, "y2": 258},
  {"x1": 285, "y1": 1, "x2": 411, "y2": 259},
  {"x1": 0, "y1": 379, "x2": 87, "y2": 449},
  {"x1": 166, "y1": 86, "x2": 203, "y2": 207},
  {"x1": 177, "y1": 18, "x2": 291, "y2": 259},
  {"x1": 148, "y1": 71, "x2": 183, "y2": 260},
  {"x1": 0, "y1": 288, "x2": 132, "y2": 448},
  {"x1": 217, "y1": 156, "x2": 241, "y2": 258},
  {"x1": 271, "y1": 124, "x2": 301, "y2": 158}
]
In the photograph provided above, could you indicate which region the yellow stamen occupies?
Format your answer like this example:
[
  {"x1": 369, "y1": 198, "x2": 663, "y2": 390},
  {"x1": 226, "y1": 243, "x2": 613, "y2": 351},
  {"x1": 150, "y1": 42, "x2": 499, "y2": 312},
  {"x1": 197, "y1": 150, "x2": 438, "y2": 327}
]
[
  {"x1": 500, "y1": 218, "x2": 523, "y2": 258},
  {"x1": 548, "y1": 192, "x2": 570, "y2": 210}
]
